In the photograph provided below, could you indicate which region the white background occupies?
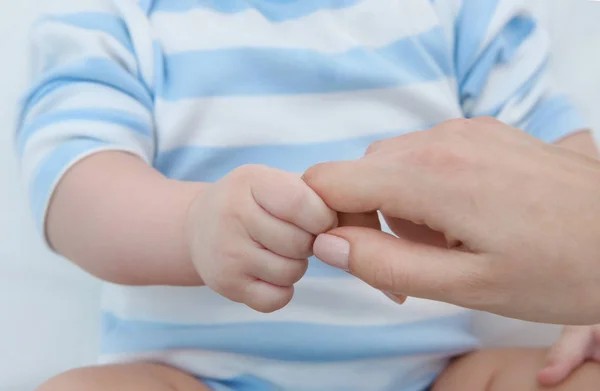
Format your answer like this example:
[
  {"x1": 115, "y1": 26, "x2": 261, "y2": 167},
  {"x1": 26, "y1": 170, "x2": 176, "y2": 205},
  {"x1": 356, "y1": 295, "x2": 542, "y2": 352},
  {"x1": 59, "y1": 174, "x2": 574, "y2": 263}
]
[{"x1": 1, "y1": 1, "x2": 600, "y2": 390}]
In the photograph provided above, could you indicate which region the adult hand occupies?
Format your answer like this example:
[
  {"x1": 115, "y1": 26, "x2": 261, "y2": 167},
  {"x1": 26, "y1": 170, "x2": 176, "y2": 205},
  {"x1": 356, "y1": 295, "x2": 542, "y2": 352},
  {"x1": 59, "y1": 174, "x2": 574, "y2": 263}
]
[{"x1": 303, "y1": 117, "x2": 600, "y2": 325}]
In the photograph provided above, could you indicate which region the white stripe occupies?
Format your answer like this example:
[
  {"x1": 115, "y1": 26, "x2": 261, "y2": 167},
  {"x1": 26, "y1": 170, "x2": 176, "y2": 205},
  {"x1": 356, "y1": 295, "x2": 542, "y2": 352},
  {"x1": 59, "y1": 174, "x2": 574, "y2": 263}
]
[
  {"x1": 151, "y1": 0, "x2": 439, "y2": 55},
  {"x1": 101, "y1": 277, "x2": 470, "y2": 326},
  {"x1": 114, "y1": 0, "x2": 157, "y2": 91},
  {"x1": 465, "y1": 28, "x2": 549, "y2": 115},
  {"x1": 24, "y1": 83, "x2": 151, "y2": 127},
  {"x1": 100, "y1": 349, "x2": 449, "y2": 390},
  {"x1": 155, "y1": 79, "x2": 462, "y2": 149},
  {"x1": 429, "y1": 0, "x2": 463, "y2": 50},
  {"x1": 38, "y1": 0, "x2": 123, "y2": 14},
  {"x1": 499, "y1": 82, "x2": 550, "y2": 129},
  {"x1": 22, "y1": 121, "x2": 153, "y2": 184},
  {"x1": 481, "y1": 0, "x2": 533, "y2": 56},
  {"x1": 32, "y1": 21, "x2": 137, "y2": 76}
]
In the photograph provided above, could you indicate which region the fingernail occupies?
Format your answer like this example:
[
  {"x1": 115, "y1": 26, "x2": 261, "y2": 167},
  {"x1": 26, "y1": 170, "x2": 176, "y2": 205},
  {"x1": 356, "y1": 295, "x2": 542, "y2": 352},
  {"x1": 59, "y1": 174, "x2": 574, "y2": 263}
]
[
  {"x1": 383, "y1": 291, "x2": 407, "y2": 305},
  {"x1": 313, "y1": 234, "x2": 350, "y2": 271}
]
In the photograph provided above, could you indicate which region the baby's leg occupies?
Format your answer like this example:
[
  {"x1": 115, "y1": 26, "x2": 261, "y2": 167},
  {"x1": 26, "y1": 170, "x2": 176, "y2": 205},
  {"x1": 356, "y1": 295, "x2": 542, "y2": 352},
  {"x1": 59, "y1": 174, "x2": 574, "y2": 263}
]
[
  {"x1": 37, "y1": 363, "x2": 211, "y2": 391},
  {"x1": 432, "y1": 348, "x2": 600, "y2": 391}
]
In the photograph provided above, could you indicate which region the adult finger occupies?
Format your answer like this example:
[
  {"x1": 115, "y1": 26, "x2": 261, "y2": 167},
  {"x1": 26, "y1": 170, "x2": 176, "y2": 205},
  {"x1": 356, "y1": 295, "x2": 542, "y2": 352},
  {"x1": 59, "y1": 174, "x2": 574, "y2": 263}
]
[
  {"x1": 303, "y1": 158, "x2": 439, "y2": 227},
  {"x1": 312, "y1": 227, "x2": 486, "y2": 305},
  {"x1": 384, "y1": 216, "x2": 448, "y2": 247},
  {"x1": 337, "y1": 211, "x2": 381, "y2": 230}
]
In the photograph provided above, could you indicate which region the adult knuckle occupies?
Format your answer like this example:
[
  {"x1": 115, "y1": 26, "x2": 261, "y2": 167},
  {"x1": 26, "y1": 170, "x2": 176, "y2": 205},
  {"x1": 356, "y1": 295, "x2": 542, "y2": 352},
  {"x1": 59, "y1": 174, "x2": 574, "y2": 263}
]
[
  {"x1": 446, "y1": 117, "x2": 473, "y2": 130},
  {"x1": 406, "y1": 143, "x2": 467, "y2": 172},
  {"x1": 36, "y1": 368, "x2": 95, "y2": 391},
  {"x1": 302, "y1": 162, "x2": 331, "y2": 192},
  {"x1": 365, "y1": 140, "x2": 385, "y2": 155},
  {"x1": 472, "y1": 116, "x2": 501, "y2": 126},
  {"x1": 454, "y1": 262, "x2": 505, "y2": 309},
  {"x1": 368, "y1": 256, "x2": 405, "y2": 293}
]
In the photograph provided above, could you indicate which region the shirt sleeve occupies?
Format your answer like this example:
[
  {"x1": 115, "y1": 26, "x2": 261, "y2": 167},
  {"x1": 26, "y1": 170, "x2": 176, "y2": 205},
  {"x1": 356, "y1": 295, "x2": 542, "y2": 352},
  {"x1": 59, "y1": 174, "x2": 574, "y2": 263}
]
[
  {"x1": 451, "y1": 0, "x2": 587, "y2": 140},
  {"x1": 16, "y1": 2, "x2": 155, "y2": 236}
]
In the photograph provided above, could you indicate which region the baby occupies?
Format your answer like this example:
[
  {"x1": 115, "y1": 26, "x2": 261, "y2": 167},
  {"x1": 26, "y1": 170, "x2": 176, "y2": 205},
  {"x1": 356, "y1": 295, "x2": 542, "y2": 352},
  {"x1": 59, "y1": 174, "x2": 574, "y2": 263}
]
[{"x1": 18, "y1": 0, "x2": 600, "y2": 390}]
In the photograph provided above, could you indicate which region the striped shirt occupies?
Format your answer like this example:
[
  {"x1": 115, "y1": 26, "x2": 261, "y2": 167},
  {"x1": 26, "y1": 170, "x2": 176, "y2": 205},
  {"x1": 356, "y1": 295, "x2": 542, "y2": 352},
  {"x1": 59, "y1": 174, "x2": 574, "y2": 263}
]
[{"x1": 17, "y1": 0, "x2": 585, "y2": 390}]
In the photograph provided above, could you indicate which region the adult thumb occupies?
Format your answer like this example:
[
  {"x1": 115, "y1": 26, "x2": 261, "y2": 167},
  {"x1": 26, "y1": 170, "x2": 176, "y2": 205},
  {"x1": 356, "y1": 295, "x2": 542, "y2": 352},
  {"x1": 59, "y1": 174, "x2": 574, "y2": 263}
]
[{"x1": 313, "y1": 226, "x2": 481, "y2": 304}]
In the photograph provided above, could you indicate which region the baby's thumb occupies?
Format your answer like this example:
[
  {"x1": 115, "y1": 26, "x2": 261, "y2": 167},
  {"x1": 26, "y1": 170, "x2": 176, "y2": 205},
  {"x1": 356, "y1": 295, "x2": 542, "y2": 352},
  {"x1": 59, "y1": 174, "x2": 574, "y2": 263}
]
[
  {"x1": 313, "y1": 226, "x2": 477, "y2": 303},
  {"x1": 537, "y1": 328, "x2": 589, "y2": 387}
]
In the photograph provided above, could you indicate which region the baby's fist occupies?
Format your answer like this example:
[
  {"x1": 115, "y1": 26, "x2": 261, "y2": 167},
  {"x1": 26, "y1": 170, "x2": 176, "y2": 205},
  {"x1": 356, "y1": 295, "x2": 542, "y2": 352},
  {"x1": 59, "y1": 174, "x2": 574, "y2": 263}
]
[{"x1": 186, "y1": 165, "x2": 337, "y2": 312}]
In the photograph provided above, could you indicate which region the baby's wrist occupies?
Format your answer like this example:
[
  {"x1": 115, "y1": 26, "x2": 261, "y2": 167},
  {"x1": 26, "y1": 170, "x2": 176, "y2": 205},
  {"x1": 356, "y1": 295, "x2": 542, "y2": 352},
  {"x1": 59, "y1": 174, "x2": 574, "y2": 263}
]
[{"x1": 181, "y1": 182, "x2": 213, "y2": 284}]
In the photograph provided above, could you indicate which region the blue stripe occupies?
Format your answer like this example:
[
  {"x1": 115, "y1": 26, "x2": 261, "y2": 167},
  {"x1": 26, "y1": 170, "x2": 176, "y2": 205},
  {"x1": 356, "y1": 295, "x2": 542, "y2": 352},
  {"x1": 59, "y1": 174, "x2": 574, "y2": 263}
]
[
  {"x1": 454, "y1": 0, "x2": 499, "y2": 88},
  {"x1": 41, "y1": 13, "x2": 134, "y2": 54},
  {"x1": 30, "y1": 137, "x2": 109, "y2": 231},
  {"x1": 460, "y1": 15, "x2": 538, "y2": 106},
  {"x1": 149, "y1": 0, "x2": 362, "y2": 22},
  {"x1": 101, "y1": 312, "x2": 477, "y2": 361},
  {"x1": 201, "y1": 375, "x2": 282, "y2": 391},
  {"x1": 21, "y1": 58, "x2": 153, "y2": 117},
  {"x1": 522, "y1": 95, "x2": 587, "y2": 142},
  {"x1": 473, "y1": 59, "x2": 549, "y2": 119},
  {"x1": 200, "y1": 369, "x2": 439, "y2": 391},
  {"x1": 18, "y1": 109, "x2": 151, "y2": 156},
  {"x1": 306, "y1": 256, "x2": 349, "y2": 278},
  {"x1": 154, "y1": 130, "x2": 423, "y2": 181},
  {"x1": 158, "y1": 27, "x2": 451, "y2": 99}
]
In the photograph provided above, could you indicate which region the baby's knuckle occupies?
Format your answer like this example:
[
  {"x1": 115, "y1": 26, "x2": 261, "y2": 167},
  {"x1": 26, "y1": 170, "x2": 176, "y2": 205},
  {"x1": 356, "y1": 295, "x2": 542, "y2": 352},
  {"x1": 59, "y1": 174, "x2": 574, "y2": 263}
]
[
  {"x1": 289, "y1": 232, "x2": 315, "y2": 258},
  {"x1": 229, "y1": 164, "x2": 270, "y2": 184},
  {"x1": 249, "y1": 294, "x2": 289, "y2": 313},
  {"x1": 282, "y1": 259, "x2": 309, "y2": 285},
  {"x1": 210, "y1": 275, "x2": 238, "y2": 298}
]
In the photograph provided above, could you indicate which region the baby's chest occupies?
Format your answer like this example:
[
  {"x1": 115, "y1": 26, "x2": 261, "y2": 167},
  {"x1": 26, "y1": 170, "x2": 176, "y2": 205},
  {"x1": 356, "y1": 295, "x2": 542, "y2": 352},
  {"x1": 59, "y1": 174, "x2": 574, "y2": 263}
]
[{"x1": 149, "y1": 0, "x2": 462, "y2": 148}]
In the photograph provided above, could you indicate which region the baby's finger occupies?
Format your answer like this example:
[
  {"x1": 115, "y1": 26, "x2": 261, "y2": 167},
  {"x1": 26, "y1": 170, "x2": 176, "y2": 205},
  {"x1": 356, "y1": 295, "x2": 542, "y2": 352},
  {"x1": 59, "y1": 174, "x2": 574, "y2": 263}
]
[
  {"x1": 252, "y1": 168, "x2": 338, "y2": 235},
  {"x1": 243, "y1": 279, "x2": 295, "y2": 313},
  {"x1": 247, "y1": 205, "x2": 315, "y2": 259},
  {"x1": 248, "y1": 248, "x2": 309, "y2": 287},
  {"x1": 537, "y1": 327, "x2": 591, "y2": 387}
]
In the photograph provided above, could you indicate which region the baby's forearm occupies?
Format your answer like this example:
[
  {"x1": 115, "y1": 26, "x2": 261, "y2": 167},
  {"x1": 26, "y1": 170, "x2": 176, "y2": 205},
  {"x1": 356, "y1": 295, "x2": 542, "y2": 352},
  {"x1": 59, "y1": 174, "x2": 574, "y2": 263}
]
[{"x1": 47, "y1": 151, "x2": 207, "y2": 286}]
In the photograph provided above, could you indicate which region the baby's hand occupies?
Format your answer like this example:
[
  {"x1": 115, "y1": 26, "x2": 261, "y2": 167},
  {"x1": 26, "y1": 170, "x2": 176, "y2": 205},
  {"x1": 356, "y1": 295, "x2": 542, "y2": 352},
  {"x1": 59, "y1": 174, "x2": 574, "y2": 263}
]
[
  {"x1": 537, "y1": 325, "x2": 600, "y2": 386},
  {"x1": 186, "y1": 165, "x2": 337, "y2": 313}
]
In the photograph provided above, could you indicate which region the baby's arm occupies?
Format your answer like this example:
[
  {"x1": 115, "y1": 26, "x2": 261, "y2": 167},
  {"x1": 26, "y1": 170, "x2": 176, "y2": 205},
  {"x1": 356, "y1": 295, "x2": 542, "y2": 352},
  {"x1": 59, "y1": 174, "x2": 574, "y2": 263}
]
[
  {"x1": 19, "y1": 5, "x2": 335, "y2": 312},
  {"x1": 46, "y1": 151, "x2": 206, "y2": 286}
]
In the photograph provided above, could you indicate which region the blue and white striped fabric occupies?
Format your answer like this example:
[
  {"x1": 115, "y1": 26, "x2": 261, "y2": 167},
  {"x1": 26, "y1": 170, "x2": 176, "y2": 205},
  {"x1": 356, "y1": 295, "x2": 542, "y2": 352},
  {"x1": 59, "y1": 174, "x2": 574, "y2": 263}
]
[{"x1": 18, "y1": 0, "x2": 586, "y2": 390}]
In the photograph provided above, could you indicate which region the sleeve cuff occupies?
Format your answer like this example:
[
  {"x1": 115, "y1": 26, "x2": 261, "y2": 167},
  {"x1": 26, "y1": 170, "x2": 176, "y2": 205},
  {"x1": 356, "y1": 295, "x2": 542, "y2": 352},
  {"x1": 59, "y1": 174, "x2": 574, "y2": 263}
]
[{"x1": 28, "y1": 138, "x2": 151, "y2": 248}]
